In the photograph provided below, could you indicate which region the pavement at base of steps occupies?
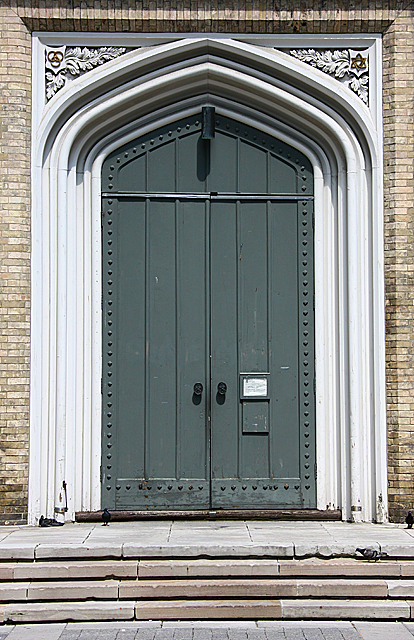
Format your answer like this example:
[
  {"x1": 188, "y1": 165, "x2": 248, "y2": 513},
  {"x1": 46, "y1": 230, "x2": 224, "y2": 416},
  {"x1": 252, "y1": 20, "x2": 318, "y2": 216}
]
[{"x1": 2, "y1": 621, "x2": 414, "y2": 640}]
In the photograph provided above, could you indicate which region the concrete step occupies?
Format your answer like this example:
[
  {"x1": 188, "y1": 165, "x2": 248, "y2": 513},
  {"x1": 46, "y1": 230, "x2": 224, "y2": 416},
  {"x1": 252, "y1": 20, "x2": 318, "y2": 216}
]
[
  {"x1": 0, "y1": 560, "x2": 138, "y2": 581},
  {"x1": 2, "y1": 577, "x2": 414, "y2": 601},
  {"x1": 1, "y1": 556, "x2": 414, "y2": 622},
  {"x1": 120, "y1": 578, "x2": 389, "y2": 599},
  {"x1": 139, "y1": 558, "x2": 405, "y2": 578},
  {"x1": 2, "y1": 557, "x2": 412, "y2": 581},
  {"x1": 3, "y1": 598, "x2": 412, "y2": 623}
]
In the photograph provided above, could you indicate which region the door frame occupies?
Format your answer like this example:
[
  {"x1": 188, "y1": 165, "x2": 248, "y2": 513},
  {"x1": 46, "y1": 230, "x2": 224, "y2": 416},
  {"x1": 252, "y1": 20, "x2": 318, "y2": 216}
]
[{"x1": 29, "y1": 33, "x2": 386, "y2": 523}]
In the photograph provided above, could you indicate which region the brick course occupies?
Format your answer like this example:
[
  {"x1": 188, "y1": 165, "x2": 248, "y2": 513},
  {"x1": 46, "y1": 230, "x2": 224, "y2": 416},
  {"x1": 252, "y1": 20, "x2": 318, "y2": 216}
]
[{"x1": 1, "y1": 0, "x2": 413, "y2": 522}]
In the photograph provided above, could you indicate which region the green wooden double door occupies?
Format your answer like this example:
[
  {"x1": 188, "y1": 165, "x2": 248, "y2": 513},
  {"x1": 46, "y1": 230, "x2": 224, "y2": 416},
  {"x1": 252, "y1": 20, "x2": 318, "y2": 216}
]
[{"x1": 101, "y1": 114, "x2": 316, "y2": 511}]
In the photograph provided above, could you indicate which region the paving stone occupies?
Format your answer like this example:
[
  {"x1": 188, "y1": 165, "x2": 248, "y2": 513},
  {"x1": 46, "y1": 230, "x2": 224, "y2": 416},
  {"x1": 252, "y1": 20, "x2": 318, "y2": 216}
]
[
  {"x1": 353, "y1": 622, "x2": 413, "y2": 639},
  {"x1": 154, "y1": 630, "x2": 175, "y2": 640},
  {"x1": 301, "y1": 629, "x2": 324, "y2": 640},
  {"x1": 135, "y1": 600, "x2": 282, "y2": 619},
  {"x1": 78, "y1": 632, "x2": 103, "y2": 640},
  {"x1": 121, "y1": 579, "x2": 296, "y2": 599},
  {"x1": 296, "y1": 579, "x2": 387, "y2": 598},
  {"x1": 115, "y1": 632, "x2": 137, "y2": 640},
  {"x1": 319, "y1": 631, "x2": 343, "y2": 640},
  {"x1": 4, "y1": 624, "x2": 66, "y2": 640},
  {"x1": 227, "y1": 632, "x2": 248, "y2": 640},
  {"x1": 263, "y1": 631, "x2": 285, "y2": 640},
  {"x1": 211, "y1": 630, "x2": 228, "y2": 640},
  {"x1": 3, "y1": 602, "x2": 135, "y2": 623},
  {"x1": 14, "y1": 561, "x2": 137, "y2": 580},
  {"x1": 78, "y1": 632, "x2": 117, "y2": 640},
  {"x1": 27, "y1": 580, "x2": 119, "y2": 601},
  {"x1": 193, "y1": 630, "x2": 212, "y2": 640},
  {"x1": 55, "y1": 632, "x2": 81, "y2": 640},
  {"x1": 280, "y1": 599, "x2": 411, "y2": 620},
  {"x1": 338, "y1": 631, "x2": 362, "y2": 640},
  {"x1": 115, "y1": 631, "x2": 137, "y2": 640},
  {"x1": 284, "y1": 631, "x2": 305, "y2": 639},
  {"x1": 173, "y1": 629, "x2": 193, "y2": 640},
  {"x1": 246, "y1": 631, "x2": 267, "y2": 640},
  {"x1": 138, "y1": 560, "x2": 279, "y2": 578},
  {"x1": 136, "y1": 630, "x2": 157, "y2": 640}
]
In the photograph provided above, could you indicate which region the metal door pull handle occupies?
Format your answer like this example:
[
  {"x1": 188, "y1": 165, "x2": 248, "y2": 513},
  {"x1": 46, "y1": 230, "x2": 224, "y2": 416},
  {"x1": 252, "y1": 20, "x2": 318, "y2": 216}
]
[
  {"x1": 217, "y1": 382, "x2": 227, "y2": 395},
  {"x1": 193, "y1": 382, "x2": 203, "y2": 396}
]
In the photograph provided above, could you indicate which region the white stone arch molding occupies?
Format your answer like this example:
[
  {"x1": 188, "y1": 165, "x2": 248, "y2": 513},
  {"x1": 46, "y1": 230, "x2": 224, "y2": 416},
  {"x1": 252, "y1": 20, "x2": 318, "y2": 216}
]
[{"x1": 29, "y1": 35, "x2": 386, "y2": 524}]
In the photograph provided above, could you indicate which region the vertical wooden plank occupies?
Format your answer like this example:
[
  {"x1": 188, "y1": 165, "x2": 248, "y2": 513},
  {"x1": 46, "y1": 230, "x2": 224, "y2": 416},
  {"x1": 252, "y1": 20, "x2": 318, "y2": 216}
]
[
  {"x1": 210, "y1": 200, "x2": 239, "y2": 482},
  {"x1": 118, "y1": 153, "x2": 146, "y2": 192},
  {"x1": 269, "y1": 154, "x2": 297, "y2": 194},
  {"x1": 269, "y1": 201, "x2": 300, "y2": 478},
  {"x1": 178, "y1": 131, "x2": 208, "y2": 192},
  {"x1": 238, "y1": 200, "x2": 268, "y2": 373},
  {"x1": 147, "y1": 141, "x2": 176, "y2": 192},
  {"x1": 147, "y1": 199, "x2": 177, "y2": 478},
  {"x1": 177, "y1": 199, "x2": 209, "y2": 480},
  {"x1": 238, "y1": 200, "x2": 269, "y2": 479},
  {"x1": 239, "y1": 140, "x2": 267, "y2": 193},
  {"x1": 116, "y1": 199, "x2": 146, "y2": 480},
  {"x1": 208, "y1": 131, "x2": 238, "y2": 193}
]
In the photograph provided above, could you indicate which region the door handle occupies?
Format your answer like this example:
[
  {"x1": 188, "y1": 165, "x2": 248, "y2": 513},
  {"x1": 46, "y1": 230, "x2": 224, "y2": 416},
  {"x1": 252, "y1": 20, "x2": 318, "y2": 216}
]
[
  {"x1": 193, "y1": 382, "x2": 203, "y2": 396},
  {"x1": 217, "y1": 382, "x2": 227, "y2": 395}
]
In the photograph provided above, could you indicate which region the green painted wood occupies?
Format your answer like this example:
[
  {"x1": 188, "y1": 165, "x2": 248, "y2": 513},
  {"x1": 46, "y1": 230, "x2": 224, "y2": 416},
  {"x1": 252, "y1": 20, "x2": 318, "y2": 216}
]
[{"x1": 101, "y1": 113, "x2": 315, "y2": 510}]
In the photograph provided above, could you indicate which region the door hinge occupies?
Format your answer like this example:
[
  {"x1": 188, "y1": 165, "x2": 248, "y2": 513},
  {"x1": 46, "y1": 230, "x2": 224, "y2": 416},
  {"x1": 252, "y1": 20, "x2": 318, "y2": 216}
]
[
  {"x1": 101, "y1": 211, "x2": 104, "y2": 228},
  {"x1": 313, "y1": 293, "x2": 315, "y2": 310},
  {"x1": 313, "y1": 378, "x2": 316, "y2": 395},
  {"x1": 314, "y1": 463, "x2": 317, "y2": 480},
  {"x1": 100, "y1": 465, "x2": 103, "y2": 483},
  {"x1": 101, "y1": 378, "x2": 103, "y2": 394}
]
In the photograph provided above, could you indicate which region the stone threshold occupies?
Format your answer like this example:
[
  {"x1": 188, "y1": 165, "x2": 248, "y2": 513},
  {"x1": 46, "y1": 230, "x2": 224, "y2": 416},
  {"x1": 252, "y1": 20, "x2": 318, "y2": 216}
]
[{"x1": 75, "y1": 510, "x2": 342, "y2": 522}]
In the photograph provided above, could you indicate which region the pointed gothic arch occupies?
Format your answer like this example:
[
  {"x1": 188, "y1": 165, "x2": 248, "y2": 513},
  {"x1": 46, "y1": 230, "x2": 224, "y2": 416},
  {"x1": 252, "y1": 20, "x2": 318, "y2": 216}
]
[{"x1": 29, "y1": 36, "x2": 386, "y2": 523}]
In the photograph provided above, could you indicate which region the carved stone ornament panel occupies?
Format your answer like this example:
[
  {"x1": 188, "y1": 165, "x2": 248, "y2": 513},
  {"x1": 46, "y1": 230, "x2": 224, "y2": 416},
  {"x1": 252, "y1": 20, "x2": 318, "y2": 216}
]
[
  {"x1": 289, "y1": 49, "x2": 369, "y2": 104},
  {"x1": 45, "y1": 45, "x2": 130, "y2": 101}
]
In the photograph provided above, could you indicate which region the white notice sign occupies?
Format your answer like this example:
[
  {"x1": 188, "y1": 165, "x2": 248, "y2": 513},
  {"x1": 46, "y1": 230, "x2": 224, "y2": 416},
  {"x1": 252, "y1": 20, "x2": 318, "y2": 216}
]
[{"x1": 243, "y1": 378, "x2": 267, "y2": 397}]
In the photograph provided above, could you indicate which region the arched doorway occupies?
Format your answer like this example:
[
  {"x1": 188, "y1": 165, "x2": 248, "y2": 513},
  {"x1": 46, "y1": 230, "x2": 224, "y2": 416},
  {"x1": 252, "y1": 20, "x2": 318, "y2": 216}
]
[{"x1": 101, "y1": 112, "x2": 315, "y2": 510}]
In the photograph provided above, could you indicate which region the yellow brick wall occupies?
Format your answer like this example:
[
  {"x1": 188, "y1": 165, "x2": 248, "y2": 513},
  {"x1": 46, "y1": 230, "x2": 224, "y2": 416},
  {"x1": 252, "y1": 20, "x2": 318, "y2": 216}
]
[
  {"x1": 383, "y1": 11, "x2": 414, "y2": 523},
  {"x1": 1, "y1": 0, "x2": 413, "y2": 523},
  {"x1": 0, "y1": 3, "x2": 31, "y2": 524}
]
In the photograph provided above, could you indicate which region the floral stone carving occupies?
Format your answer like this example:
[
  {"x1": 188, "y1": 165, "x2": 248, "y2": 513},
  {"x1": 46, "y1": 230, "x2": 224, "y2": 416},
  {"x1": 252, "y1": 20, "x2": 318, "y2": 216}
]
[
  {"x1": 290, "y1": 49, "x2": 369, "y2": 104},
  {"x1": 45, "y1": 45, "x2": 129, "y2": 101}
]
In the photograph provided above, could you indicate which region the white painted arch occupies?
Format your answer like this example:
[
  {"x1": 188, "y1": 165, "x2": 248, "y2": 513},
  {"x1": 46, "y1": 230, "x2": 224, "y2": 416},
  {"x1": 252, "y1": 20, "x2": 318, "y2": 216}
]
[{"x1": 29, "y1": 35, "x2": 386, "y2": 523}]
